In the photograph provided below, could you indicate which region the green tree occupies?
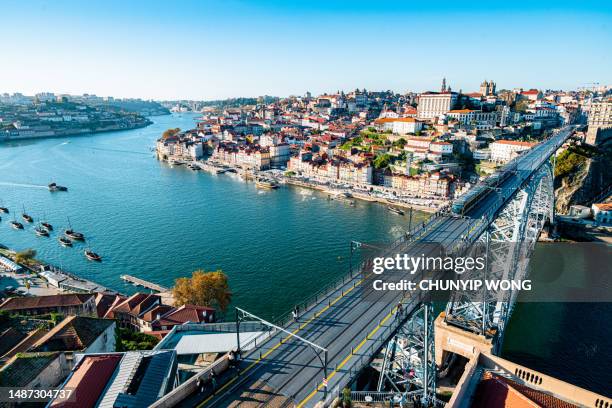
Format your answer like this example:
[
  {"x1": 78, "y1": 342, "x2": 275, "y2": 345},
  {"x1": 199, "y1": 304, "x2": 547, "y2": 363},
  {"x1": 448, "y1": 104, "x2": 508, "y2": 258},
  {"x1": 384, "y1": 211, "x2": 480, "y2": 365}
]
[
  {"x1": 393, "y1": 138, "x2": 407, "y2": 148},
  {"x1": 173, "y1": 270, "x2": 232, "y2": 312},
  {"x1": 115, "y1": 328, "x2": 158, "y2": 351},
  {"x1": 373, "y1": 153, "x2": 392, "y2": 169}
]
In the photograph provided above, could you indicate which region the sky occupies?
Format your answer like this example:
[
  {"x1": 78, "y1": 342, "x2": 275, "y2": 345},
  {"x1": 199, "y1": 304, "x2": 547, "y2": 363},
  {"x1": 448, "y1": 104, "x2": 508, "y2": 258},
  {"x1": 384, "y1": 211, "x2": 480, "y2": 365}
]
[{"x1": 1, "y1": 0, "x2": 611, "y2": 100}]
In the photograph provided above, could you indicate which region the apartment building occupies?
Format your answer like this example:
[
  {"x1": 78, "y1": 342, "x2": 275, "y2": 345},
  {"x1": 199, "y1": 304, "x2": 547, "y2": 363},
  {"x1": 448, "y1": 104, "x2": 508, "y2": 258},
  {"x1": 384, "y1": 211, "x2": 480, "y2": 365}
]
[{"x1": 489, "y1": 140, "x2": 535, "y2": 163}]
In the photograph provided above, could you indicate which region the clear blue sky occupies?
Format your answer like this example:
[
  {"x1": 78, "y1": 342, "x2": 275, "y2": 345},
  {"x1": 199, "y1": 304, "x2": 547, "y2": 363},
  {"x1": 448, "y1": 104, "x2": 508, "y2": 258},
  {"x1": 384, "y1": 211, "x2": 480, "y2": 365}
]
[{"x1": 1, "y1": 0, "x2": 610, "y2": 100}]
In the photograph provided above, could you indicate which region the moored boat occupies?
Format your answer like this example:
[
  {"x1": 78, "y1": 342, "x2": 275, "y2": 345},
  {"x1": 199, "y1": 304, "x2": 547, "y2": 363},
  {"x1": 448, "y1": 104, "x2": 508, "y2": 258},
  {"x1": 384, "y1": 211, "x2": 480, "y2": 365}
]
[
  {"x1": 35, "y1": 225, "x2": 49, "y2": 237},
  {"x1": 65, "y1": 229, "x2": 85, "y2": 240},
  {"x1": 0, "y1": 202, "x2": 8, "y2": 214},
  {"x1": 10, "y1": 220, "x2": 24, "y2": 230},
  {"x1": 65, "y1": 217, "x2": 85, "y2": 240},
  {"x1": 58, "y1": 236, "x2": 72, "y2": 247},
  {"x1": 84, "y1": 249, "x2": 102, "y2": 261},
  {"x1": 21, "y1": 206, "x2": 33, "y2": 223},
  {"x1": 387, "y1": 206, "x2": 405, "y2": 216},
  {"x1": 41, "y1": 221, "x2": 53, "y2": 231},
  {"x1": 255, "y1": 178, "x2": 279, "y2": 189}
]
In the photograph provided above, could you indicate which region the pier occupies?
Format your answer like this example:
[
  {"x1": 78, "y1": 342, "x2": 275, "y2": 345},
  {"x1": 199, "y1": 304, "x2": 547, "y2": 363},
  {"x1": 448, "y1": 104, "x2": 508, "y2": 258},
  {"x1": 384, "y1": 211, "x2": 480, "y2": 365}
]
[{"x1": 120, "y1": 274, "x2": 168, "y2": 293}]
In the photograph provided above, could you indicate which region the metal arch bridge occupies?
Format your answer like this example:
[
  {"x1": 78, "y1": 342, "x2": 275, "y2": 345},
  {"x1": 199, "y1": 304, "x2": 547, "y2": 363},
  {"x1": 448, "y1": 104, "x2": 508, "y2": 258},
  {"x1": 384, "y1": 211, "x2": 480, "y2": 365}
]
[{"x1": 195, "y1": 126, "x2": 575, "y2": 408}]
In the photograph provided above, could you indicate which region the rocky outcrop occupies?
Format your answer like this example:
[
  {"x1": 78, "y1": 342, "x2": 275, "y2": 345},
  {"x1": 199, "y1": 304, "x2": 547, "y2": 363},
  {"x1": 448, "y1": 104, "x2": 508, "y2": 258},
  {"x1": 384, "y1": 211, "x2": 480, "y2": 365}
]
[{"x1": 554, "y1": 142, "x2": 612, "y2": 214}]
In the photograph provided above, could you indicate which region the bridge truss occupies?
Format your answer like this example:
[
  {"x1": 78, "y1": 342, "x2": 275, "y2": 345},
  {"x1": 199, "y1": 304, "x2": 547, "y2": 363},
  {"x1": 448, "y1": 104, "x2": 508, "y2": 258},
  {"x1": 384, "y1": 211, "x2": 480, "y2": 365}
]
[
  {"x1": 377, "y1": 302, "x2": 437, "y2": 403},
  {"x1": 444, "y1": 162, "x2": 555, "y2": 353}
]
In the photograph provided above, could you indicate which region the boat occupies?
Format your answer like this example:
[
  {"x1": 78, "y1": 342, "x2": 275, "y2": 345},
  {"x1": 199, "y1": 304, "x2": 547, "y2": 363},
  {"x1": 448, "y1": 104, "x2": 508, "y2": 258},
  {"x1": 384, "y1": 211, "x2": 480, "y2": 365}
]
[
  {"x1": 34, "y1": 224, "x2": 50, "y2": 237},
  {"x1": 255, "y1": 178, "x2": 279, "y2": 189},
  {"x1": 65, "y1": 229, "x2": 85, "y2": 240},
  {"x1": 10, "y1": 218, "x2": 24, "y2": 230},
  {"x1": 58, "y1": 236, "x2": 73, "y2": 247},
  {"x1": 21, "y1": 206, "x2": 33, "y2": 223},
  {"x1": 330, "y1": 192, "x2": 355, "y2": 206},
  {"x1": 387, "y1": 206, "x2": 405, "y2": 216},
  {"x1": 0, "y1": 201, "x2": 8, "y2": 213},
  {"x1": 41, "y1": 221, "x2": 53, "y2": 231},
  {"x1": 84, "y1": 249, "x2": 102, "y2": 261},
  {"x1": 64, "y1": 217, "x2": 85, "y2": 240},
  {"x1": 48, "y1": 182, "x2": 68, "y2": 192}
]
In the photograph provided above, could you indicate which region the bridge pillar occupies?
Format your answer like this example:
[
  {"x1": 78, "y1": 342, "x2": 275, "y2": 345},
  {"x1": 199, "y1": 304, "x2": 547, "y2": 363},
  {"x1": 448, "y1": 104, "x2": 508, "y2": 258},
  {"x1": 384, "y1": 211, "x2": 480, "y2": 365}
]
[{"x1": 434, "y1": 312, "x2": 494, "y2": 366}]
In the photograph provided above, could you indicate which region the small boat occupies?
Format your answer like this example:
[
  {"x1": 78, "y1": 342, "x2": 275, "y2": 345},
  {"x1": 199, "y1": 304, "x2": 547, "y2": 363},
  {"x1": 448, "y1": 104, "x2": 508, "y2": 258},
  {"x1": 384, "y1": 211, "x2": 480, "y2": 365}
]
[
  {"x1": 84, "y1": 249, "x2": 102, "y2": 262},
  {"x1": 48, "y1": 182, "x2": 68, "y2": 192},
  {"x1": 256, "y1": 179, "x2": 279, "y2": 189},
  {"x1": 22, "y1": 206, "x2": 33, "y2": 223},
  {"x1": 0, "y1": 202, "x2": 8, "y2": 213},
  {"x1": 41, "y1": 222, "x2": 53, "y2": 231},
  {"x1": 65, "y1": 229, "x2": 85, "y2": 240},
  {"x1": 10, "y1": 220, "x2": 24, "y2": 230},
  {"x1": 58, "y1": 236, "x2": 73, "y2": 247},
  {"x1": 34, "y1": 225, "x2": 49, "y2": 237},
  {"x1": 387, "y1": 206, "x2": 405, "y2": 216},
  {"x1": 65, "y1": 217, "x2": 85, "y2": 240}
]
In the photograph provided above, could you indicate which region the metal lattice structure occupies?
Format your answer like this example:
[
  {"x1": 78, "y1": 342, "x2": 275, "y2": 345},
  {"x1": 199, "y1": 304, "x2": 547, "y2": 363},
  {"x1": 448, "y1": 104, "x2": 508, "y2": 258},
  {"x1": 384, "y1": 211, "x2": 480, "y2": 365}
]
[
  {"x1": 445, "y1": 162, "x2": 555, "y2": 353},
  {"x1": 377, "y1": 303, "x2": 436, "y2": 403}
]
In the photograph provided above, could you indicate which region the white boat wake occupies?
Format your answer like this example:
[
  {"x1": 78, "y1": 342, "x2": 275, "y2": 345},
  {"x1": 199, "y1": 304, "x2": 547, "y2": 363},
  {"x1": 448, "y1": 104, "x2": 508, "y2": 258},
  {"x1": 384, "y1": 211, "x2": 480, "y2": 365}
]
[{"x1": 0, "y1": 181, "x2": 47, "y2": 189}]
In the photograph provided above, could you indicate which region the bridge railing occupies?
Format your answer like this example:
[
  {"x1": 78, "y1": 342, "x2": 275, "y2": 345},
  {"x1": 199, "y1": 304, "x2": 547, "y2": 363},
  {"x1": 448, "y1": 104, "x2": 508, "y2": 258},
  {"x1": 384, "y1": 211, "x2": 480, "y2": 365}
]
[{"x1": 272, "y1": 220, "x2": 437, "y2": 329}]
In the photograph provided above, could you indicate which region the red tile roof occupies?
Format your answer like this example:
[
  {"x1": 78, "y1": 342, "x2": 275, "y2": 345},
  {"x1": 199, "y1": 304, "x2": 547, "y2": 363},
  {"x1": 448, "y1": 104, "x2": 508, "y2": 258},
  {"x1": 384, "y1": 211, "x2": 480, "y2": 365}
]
[
  {"x1": 51, "y1": 354, "x2": 122, "y2": 408},
  {"x1": 473, "y1": 372, "x2": 580, "y2": 408},
  {"x1": 0, "y1": 294, "x2": 94, "y2": 312},
  {"x1": 95, "y1": 293, "x2": 126, "y2": 318},
  {"x1": 111, "y1": 293, "x2": 160, "y2": 316},
  {"x1": 156, "y1": 304, "x2": 214, "y2": 326},
  {"x1": 141, "y1": 304, "x2": 174, "y2": 323}
]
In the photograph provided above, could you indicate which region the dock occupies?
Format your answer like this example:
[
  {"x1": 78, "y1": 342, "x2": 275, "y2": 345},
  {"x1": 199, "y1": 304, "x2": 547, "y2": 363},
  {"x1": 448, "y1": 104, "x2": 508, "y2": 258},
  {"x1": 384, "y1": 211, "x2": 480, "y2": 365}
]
[{"x1": 120, "y1": 274, "x2": 168, "y2": 293}]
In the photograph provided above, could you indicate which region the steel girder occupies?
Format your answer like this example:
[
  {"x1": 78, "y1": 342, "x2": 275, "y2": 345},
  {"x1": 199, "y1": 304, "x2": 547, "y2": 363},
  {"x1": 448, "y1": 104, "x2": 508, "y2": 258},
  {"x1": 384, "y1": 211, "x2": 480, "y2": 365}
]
[
  {"x1": 444, "y1": 162, "x2": 554, "y2": 353},
  {"x1": 377, "y1": 303, "x2": 437, "y2": 403}
]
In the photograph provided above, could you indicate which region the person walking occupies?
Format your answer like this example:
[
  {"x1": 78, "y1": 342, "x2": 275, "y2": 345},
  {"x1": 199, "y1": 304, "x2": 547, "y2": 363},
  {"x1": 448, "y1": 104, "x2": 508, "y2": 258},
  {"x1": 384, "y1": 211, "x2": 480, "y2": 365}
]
[
  {"x1": 396, "y1": 302, "x2": 403, "y2": 319},
  {"x1": 196, "y1": 376, "x2": 204, "y2": 394},
  {"x1": 292, "y1": 306, "x2": 299, "y2": 322}
]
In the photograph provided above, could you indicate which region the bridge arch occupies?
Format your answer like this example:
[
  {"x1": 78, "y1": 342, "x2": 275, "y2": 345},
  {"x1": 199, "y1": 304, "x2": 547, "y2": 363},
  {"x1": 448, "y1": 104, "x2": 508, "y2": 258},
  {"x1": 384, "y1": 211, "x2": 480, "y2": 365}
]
[{"x1": 444, "y1": 161, "x2": 555, "y2": 354}]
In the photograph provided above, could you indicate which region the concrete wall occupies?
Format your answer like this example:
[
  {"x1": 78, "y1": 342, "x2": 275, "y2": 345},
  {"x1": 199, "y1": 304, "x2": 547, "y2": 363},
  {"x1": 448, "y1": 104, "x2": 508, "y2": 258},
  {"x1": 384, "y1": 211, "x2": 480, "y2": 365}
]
[
  {"x1": 434, "y1": 313, "x2": 493, "y2": 366},
  {"x1": 27, "y1": 353, "x2": 70, "y2": 389},
  {"x1": 85, "y1": 321, "x2": 116, "y2": 354},
  {"x1": 446, "y1": 353, "x2": 479, "y2": 408}
]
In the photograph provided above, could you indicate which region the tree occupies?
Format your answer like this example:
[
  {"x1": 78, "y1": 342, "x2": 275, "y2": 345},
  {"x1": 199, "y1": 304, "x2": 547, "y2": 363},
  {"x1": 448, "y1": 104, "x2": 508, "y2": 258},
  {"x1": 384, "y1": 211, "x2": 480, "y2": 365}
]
[
  {"x1": 514, "y1": 100, "x2": 529, "y2": 113},
  {"x1": 115, "y1": 328, "x2": 158, "y2": 351},
  {"x1": 173, "y1": 270, "x2": 232, "y2": 312},
  {"x1": 15, "y1": 249, "x2": 36, "y2": 265},
  {"x1": 373, "y1": 153, "x2": 392, "y2": 169},
  {"x1": 161, "y1": 128, "x2": 181, "y2": 139}
]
